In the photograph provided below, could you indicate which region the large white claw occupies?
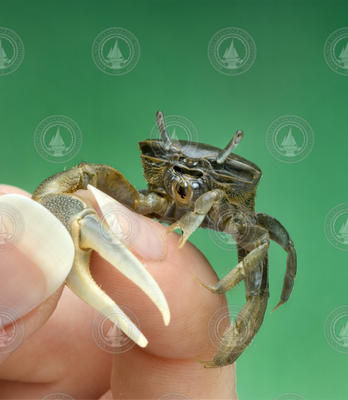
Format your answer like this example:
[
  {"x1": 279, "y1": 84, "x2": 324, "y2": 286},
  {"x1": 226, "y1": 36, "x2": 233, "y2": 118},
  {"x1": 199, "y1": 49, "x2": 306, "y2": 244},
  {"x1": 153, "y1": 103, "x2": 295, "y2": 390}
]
[{"x1": 85, "y1": 184, "x2": 170, "y2": 326}]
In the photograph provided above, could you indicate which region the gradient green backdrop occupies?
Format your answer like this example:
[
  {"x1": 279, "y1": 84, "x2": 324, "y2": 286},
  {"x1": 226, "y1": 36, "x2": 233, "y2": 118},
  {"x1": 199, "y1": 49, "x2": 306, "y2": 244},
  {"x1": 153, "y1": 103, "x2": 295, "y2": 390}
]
[{"x1": 1, "y1": 1, "x2": 348, "y2": 399}]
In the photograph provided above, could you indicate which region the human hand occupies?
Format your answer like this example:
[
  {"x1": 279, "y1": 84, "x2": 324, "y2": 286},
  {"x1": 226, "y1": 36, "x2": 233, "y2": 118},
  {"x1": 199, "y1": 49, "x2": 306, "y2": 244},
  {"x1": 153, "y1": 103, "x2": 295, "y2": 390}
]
[{"x1": 0, "y1": 184, "x2": 237, "y2": 400}]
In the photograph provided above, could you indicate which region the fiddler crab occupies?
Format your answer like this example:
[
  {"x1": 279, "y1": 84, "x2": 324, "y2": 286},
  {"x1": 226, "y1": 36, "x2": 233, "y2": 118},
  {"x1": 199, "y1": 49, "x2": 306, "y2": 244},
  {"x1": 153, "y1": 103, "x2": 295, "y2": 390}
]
[{"x1": 24, "y1": 111, "x2": 298, "y2": 367}]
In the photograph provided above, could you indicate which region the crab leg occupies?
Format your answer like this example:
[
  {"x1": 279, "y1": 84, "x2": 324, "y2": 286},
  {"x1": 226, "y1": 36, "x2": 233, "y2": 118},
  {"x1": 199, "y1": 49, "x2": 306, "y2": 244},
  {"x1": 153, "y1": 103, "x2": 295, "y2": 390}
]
[
  {"x1": 199, "y1": 241, "x2": 268, "y2": 294},
  {"x1": 203, "y1": 246, "x2": 269, "y2": 368},
  {"x1": 200, "y1": 224, "x2": 270, "y2": 367},
  {"x1": 37, "y1": 193, "x2": 170, "y2": 346},
  {"x1": 256, "y1": 213, "x2": 297, "y2": 310},
  {"x1": 199, "y1": 221, "x2": 269, "y2": 293}
]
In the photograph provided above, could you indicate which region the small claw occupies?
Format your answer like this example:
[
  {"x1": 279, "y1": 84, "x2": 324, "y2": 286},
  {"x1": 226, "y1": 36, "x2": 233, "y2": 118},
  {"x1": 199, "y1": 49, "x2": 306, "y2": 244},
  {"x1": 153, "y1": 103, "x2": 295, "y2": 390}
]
[
  {"x1": 167, "y1": 213, "x2": 205, "y2": 248},
  {"x1": 79, "y1": 211, "x2": 170, "y2": 326},
  {"x1": 166, "y1": 222, "x2": 187, "y2": 248}
]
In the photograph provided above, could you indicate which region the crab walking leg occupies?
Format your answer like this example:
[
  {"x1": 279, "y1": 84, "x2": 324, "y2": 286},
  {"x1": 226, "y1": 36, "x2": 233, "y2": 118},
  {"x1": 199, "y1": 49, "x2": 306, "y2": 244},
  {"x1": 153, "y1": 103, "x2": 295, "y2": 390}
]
[
  {"x1": 203, "y1": 247, "x2": 269, "y2": 368},
  {"x1": 199, "y1": 241, "x2": 269, "y2": 294},
  {"x1": 199, "y1": 223, "x2": 269, "y2": 294},
  {"x1": 167, "y1": 189, "x2": 225, "y2": 248},
  {"x1": 256, "y1": 213, "x2": 297, "y2": 310}
]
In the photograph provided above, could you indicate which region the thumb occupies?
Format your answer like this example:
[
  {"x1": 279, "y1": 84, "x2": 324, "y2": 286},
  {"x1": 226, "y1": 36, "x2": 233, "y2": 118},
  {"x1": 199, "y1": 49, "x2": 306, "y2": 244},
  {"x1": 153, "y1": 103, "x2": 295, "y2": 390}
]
[{"x1": 0, "y1": 186, "x2": 74, "y2": 363}]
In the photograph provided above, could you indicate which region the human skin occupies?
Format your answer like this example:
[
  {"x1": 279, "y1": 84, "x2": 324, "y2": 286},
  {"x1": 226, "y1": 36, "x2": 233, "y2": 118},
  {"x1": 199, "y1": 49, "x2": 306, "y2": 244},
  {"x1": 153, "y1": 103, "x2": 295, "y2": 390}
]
[{"x1": 0, "y1": 184, "x2": 237, "y2": 400}]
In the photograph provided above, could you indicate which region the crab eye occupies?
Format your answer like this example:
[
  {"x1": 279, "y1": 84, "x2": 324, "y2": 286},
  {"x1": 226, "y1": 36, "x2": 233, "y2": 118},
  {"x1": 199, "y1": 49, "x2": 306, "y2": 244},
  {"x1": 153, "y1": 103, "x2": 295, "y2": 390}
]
[
  {"x1": 173, "y1": 181, "x2": 193, "y2": 204},
  {"x1": 177, "y1": 185, "x2": 187, "y2": 199}
]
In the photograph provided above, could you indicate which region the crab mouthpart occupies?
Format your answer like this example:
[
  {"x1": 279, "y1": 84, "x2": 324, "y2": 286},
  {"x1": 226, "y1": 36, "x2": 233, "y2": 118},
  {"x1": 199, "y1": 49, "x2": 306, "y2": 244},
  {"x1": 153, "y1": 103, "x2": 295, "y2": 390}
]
[{"x1": 173, "y1": 165, "x2": 203, "y2": 178}]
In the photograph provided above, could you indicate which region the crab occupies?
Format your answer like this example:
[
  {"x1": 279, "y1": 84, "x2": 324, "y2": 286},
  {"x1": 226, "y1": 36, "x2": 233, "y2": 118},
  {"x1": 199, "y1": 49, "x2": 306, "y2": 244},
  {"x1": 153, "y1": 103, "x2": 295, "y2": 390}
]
[{"x1": 31, "y1": 110, "x2": 297, "y2": 368}]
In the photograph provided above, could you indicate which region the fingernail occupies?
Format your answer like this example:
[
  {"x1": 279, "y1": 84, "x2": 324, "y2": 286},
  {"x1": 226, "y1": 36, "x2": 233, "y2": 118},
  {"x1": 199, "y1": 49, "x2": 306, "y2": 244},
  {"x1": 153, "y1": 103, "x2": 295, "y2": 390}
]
[
  {"x1": 0, "y1": 194, "x2": 75, "y2": 322},
  {"x1": 88, "y1": 185, "x2": 167, "y2": 261}
]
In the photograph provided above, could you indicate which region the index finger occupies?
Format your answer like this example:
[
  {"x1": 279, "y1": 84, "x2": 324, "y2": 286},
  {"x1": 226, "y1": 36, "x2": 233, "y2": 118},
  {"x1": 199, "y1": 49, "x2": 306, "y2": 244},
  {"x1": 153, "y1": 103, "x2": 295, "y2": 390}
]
[{"x1": 79, "y1": 189, "x2": 237, "y2": 399}]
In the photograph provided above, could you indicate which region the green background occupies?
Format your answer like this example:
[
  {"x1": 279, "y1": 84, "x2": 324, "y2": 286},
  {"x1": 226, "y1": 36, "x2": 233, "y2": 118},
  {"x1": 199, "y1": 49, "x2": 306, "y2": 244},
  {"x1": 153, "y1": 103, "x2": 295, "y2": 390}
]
[{"x1": 1, "y1": 0, "x2": 348, "y2": 399}]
